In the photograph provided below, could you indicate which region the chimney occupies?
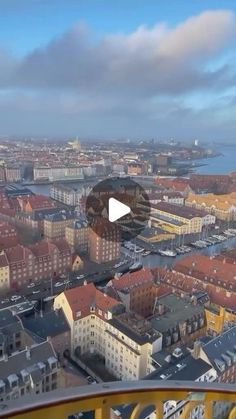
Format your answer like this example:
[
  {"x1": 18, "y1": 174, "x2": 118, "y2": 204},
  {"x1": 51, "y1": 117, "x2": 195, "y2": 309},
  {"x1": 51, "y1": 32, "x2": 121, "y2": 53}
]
[
  {"x1": 26, "y1": 347, "x2": 31, "y2": 360},
  {"x1": 192, "y1": 340, "x2": 202, "y2": 359}
]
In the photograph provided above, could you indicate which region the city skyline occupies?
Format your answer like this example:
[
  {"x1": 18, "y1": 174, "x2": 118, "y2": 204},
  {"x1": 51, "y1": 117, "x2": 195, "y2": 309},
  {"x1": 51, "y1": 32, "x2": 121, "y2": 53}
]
[{"x1": 0, "y1": 1, "x2": 236, "y2": 140}]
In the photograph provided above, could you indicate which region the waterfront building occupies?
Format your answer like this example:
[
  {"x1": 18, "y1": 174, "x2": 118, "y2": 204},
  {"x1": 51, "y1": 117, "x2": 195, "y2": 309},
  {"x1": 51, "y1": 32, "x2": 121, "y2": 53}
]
[
  {"x1": 141, "y1": 201, "x2": 215, "y2": 235},
  {"x1": 0, "y1": 239, "x2": 71, "y2": 290},
  {"x1": 186, "y1": 192, "x2": 236, "y2": 221},
  {"x1": 33, "y1": 165, "x2": 84, "y2": 182},
  {"x1": 4, "y1": 166, "x2": 21, "y2": 183},
  {"x1": 89, "y1": 219, "x2": 121, "y2": 263}
]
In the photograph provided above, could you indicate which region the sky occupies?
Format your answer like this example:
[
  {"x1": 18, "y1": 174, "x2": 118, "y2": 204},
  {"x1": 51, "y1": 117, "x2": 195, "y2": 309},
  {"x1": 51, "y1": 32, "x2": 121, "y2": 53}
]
[{"x1": 0, "y1": 0, "x2": 236, "y2": 141}]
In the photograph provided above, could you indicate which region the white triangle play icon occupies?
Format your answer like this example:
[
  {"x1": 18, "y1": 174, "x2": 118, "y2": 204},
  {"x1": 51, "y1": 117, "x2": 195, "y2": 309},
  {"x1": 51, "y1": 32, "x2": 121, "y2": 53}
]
[{"x1": 108, "y1": 197, "x2": 131, "y2": 222}]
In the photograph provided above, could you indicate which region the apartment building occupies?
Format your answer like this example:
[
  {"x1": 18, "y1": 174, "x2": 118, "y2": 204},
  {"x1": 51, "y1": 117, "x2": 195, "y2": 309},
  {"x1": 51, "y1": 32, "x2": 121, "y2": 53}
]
[
  {"x1": 17, "y1": 194, "x2": 55, "y2": 213},
  {"x1": 43, "y1": 210, "x2": 75, "y2": 239},
  {"x1": 65, "y1": 219, "x2": 89, "y2": 252},
  {"x1": 0, "y1": 252, "x2": 10, "y2": 289},
  {"x1": 108, "y1": 268, "x2": 162, "y2": 317},
  {"x1": 4, "y1": 166, "x2": 21, "y2": 183},
  {"x1": 0, "y1": 222, "x2": 19, "y2": 250},
  {"x1": 141, "y1": 201, "x2": 215, "y2": 235},
  {"x1": 147, "y1": 191, "x2": 184, "y2": 205},
  {"x1": 54, "y1": 283, "x2": 162, "y2": 380},
  {"x1": 54, "y1": 282, "x2": 123, "y2": 355},
  {"x1": 105, "y1": 313, "x2": 162, "y2": 380},
  {"x1": 0, "y1": 309, "x2": 34, "y2": 356},
  {"x1": 34, "y1": 165, "x2": 84, "y2": 182},
  {"x1": 205, "y1": 306, "x2": 236, "y2": 335},
  {"x1": 22, "y1": 309, "x2": 71, "y2": 362},
  {"x1": 50, "y1": 184, "x2": 80, "y2": 206},
  {"x1": 198, "y1": 325, "x2": 236, "y2": 385},
  {"x1": 0, "y1": 239, "x2": 72, "y2": 290},
  {"x1": 0, "y1": 341, "x2": 59, "y2": 402},
  {"x1": 186, "y1": 192, "x2": 236, "y2": 221},
  {"x1": 89, "y1": 219, "x2": 121, "y2": 263},
  {"x1": 173, "y1": 253, "x2": 236, "y2": 310},
  {"x1": 150, "y1": 294, "x2": 206, "y2": 348}
]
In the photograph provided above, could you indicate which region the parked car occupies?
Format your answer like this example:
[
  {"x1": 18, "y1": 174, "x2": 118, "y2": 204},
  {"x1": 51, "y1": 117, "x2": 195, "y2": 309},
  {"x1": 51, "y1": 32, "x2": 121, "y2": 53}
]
[
  {"x1": 27, "y1": 282, "x2": 35, "y2": 288},
  {"x1": 54, "y1": 281, "x2": 63, "y2": 287},
  {"x1": 11, "y1": 295, "x2": 21, "y2": 301},
  {"x1": 86, "y1": 375, "x2": 97, "y2": 384}
]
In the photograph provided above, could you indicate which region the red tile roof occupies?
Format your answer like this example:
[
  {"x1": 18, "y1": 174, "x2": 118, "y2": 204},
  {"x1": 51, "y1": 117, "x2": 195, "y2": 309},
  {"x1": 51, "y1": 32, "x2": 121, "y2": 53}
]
[
  {"x1": 26, "y1": 195, "x2": 55, "y2": 210},
  {"x1": 174, "y1": 254, "x2": 236, "y2": 291},
  {"x1": 64, "y1": 282, "x2": 120, "y2": 320},
  {"x1": 112, "y1": 268, "x2": 154, "y2": 291}
]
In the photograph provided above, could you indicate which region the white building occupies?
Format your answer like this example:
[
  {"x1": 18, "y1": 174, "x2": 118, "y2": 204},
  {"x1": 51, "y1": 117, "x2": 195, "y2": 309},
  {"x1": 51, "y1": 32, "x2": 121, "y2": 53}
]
[{"x1": 54, "y1": 283, "x2": 162, "y2": 380}]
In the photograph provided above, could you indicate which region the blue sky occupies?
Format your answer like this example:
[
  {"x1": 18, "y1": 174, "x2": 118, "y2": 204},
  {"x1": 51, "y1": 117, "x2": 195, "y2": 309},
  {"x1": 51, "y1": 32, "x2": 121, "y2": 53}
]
[{"x1": 0, "y1": 0, "x2": 236, "y2": 140}]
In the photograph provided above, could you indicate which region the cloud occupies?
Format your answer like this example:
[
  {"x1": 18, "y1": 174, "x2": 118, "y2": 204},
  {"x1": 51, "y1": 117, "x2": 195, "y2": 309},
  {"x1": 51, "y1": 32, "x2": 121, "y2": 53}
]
[{"x1": 0, "y1": 9, "x2": 235, "y2": 138}]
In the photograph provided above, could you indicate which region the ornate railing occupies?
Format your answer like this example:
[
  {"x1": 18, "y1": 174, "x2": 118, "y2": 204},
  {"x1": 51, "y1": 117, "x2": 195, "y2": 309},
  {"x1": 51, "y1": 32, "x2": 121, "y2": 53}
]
[{"x1": 0, "y1": 381, "x2": 235, "y2": 419}]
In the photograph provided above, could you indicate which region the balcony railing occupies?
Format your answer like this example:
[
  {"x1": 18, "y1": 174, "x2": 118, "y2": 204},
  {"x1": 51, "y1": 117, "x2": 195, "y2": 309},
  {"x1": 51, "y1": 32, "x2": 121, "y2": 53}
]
[{"x1": 0, "y1": 381, "x2": 235, "y2": 419}]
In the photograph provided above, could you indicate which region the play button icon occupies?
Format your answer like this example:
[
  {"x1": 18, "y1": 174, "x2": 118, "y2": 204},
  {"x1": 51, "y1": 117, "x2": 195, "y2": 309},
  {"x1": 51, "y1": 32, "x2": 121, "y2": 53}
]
[
  {"x1": 85, "y1": 176, "x2": 150, "y2": 242},
  {"x1": 108, "y1": 198, "x2": 130, "y2": 222}
]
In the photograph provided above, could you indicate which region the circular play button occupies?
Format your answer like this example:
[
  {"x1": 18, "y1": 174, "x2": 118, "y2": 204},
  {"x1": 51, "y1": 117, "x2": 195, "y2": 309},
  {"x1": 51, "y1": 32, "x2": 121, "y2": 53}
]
[{"x1": 85, "y1": 177, "x2": 150, "y2": 241}]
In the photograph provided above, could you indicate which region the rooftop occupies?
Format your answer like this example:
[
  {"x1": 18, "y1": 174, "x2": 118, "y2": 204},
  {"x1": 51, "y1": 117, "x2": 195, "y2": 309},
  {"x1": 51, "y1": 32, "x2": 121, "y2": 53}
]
[{"x1": 150, "y1": 294, "x2": 204, "y2": 333}]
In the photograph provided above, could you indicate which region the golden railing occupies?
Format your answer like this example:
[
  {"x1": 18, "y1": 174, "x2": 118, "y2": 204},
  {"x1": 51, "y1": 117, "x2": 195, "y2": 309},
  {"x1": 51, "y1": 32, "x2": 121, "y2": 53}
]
[{"x1": 0, "y1": 381, "x2": 235, "y2": 419}]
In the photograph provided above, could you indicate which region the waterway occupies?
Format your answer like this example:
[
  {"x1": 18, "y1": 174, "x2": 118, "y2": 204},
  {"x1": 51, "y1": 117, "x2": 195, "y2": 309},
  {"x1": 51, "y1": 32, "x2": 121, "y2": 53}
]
[
  {"x1": 135, "y1": 235, "x2": 236, "y2": 269},
  {"x1": 27, "y1": 145, "x2": 236, "y2": 197},
  {"x1": 195, "y1": 144, "x2": 236, "y2": 175}
]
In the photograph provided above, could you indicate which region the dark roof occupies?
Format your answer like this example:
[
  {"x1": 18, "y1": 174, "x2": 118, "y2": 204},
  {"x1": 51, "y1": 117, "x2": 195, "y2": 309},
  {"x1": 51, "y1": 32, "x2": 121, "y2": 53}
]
[
  {"x1": 22, "y1": 309, "x2": 70, "y2": 340},
  {"x1": 116, "y1": 355, "x2": 212, "y2": 418},
  {"x1": 0, "y1": 309, "x2": 23, "y2": 335},
  {"x1": 0, "y1": 341, "x2": 57, "y2": 382},
  {"x1": 45, "y1": 210, "x2": 75, "y2": 222},
  {"x1": 202, "y1": 325, "x2": 236, "y2": 372},
  {"x1": 151, "y1": 201, "x2": 209, "y2": 219},
  {"x1": 108, "y1": 316, "x2": 161, "y2": 345}
]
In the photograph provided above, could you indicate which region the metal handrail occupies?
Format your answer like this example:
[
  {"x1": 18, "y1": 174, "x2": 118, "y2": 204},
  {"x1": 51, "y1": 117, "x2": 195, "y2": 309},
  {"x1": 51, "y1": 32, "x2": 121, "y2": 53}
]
[{"x1": 0, "y1": 380, "x2": 235, "y2": 419}]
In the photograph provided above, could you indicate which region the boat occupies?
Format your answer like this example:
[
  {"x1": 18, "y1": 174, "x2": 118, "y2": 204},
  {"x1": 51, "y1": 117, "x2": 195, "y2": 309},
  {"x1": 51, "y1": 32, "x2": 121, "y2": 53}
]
[
  {"x1": 191, "y1": 240, "x2": 207, "y2": 248},
  {"x1": 135, "y1": 247, "x2": 145, "y2": 254},
  {"x1": 175, "y1": 247, "x2": 185, "y2": 254},
  {"x1": 158, "y1": 249, "x2": 177, "y2": 257},
  {"x1": 180, "y1": 245, "x2": 191, "y2": 253},
  {"x1": 212, "y1": 235, "x2": 225, "y2": 242},
  {"x1": 224, "y1": 230, "x2": 235, "y2": 237},
  {"x1": 142, "y1": 250, "x2": 151, "y2": 256}
]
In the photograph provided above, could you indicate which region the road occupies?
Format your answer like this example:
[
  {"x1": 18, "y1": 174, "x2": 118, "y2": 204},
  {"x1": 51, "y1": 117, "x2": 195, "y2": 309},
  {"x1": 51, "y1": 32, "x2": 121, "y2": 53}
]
[{"x1": 0, "y1": 260, "x2": 131, "y2": 312}]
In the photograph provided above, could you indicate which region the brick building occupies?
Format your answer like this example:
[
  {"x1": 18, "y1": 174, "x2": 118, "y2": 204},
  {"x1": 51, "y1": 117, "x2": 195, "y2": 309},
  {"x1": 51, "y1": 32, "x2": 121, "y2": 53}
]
[
  {"x1": 0, "y1": 239, "x2": 72, "y2": 290},
  {"x1": 108, "y1": 268, "x2": 164, "y2": 317},
  {"x1": 89, "y1": 219, "x2": 121, "y2": 263},
  {"x1": 0, "y1": 222, "x2": 19, "y2": 250}
]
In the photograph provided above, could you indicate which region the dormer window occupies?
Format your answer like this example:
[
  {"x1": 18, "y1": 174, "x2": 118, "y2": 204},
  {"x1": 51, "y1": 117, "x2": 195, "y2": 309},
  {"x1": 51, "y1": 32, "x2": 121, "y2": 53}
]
[
  {"x1": 8, "y1": 374, "x2": 18, "y2": 388},
  {"x1": 20, "y1": 370, "x2": 30, "y2": 383},
  {"x1": 48, "y1": 357, "x2": 57, "y2": 370}
]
